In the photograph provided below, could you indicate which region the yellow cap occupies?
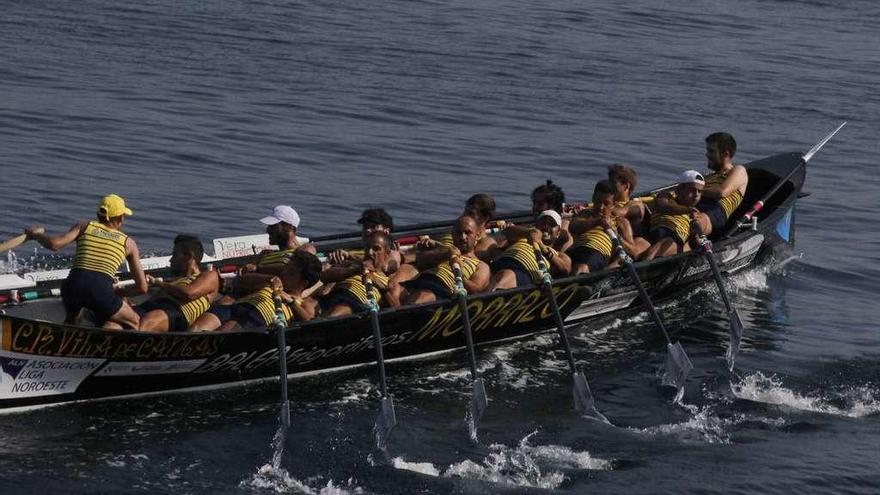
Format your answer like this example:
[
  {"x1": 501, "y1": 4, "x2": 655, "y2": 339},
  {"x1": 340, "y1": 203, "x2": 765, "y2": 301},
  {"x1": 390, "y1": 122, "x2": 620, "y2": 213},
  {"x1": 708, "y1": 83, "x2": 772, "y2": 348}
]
[{"x1": 98, "y1": 194, "x2": 133, "y2": 218}]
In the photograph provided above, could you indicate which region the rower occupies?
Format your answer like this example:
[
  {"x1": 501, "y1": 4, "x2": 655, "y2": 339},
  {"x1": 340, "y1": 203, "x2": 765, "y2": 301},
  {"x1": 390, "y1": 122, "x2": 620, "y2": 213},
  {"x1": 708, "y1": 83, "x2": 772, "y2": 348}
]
[
  {"x1": 694, "y1": 132, "x2": 748, "y2": 236},
  {"x1": 641, "y1": 170, "x2": 705, "y2": 260},
  {"x1": 395, "y1": 215, "x2": 490, "y2": 303},
  {"x1": 608, "y1": 164, "x2": 650, "y2": 234},
  {"x1": 240, "y1": 205, "x2": 315, "y2": 276},
  {"x1": 129, "y1": 235, "x2": 220, "y2": 332},
  {"x1": 24, "y1": 194, "x2": 148, "y2": 328},
  {"x1": 321, "y1": 231, "x2": 396, "y2": 317},
  {"x1": 328, "y1": 208, "x2": 402, "y2": 274},
  {"x1": 430, "y1": 193, "x2": 499, "y2": 258},
  {"x1": 190, "y1": 250, "x2": 322, "y2": 331},
  {"x1": 567, "y1": 180, "x2": 644, "y2": 274},
  {"x1": 531, "y1": 180, "x2": 566, "y2": 215},
  {"x1": 488, "y1": 211, "x2": 571, "y2": 290}
]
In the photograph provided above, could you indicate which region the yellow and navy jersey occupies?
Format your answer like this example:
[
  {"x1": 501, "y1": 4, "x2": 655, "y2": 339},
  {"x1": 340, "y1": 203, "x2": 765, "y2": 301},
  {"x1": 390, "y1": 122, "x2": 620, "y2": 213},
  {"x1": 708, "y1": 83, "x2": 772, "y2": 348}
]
[
  {"x1": 72, "y1": 221, "x2": 128, "y2": 277},
  {"x1": 571, "y1": 218, "x2": 616, "y2": 258},
  {"x1": 424, "y1": 255, "x2": 482, "y2": 293},
  {"x1": 703, "y1": 171, "x2": 744, "y2": 218},
  {"x1": 237, "y1": 286, "x2": 294, "y2": 327},
  {"x1": 159, "y1": 273, "x2": 214, "y2": 326},
  {"x1": 335, "y1": 271, "x2": 389, "y2": 305},
  {"x1": 257, "y1": 248, "x2": 296, "y2": 273},
  {"x1": 496, "y1": 238, "x2": 543, "y2": 284},
  {"x1": 650, "y1": 212, "x2": 692, "y2": 243}
]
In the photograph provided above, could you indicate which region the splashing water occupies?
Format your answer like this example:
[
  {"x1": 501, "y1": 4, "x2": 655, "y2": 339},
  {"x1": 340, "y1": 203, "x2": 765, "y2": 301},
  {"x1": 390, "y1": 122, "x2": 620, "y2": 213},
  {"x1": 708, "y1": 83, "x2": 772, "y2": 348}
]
[
  {"x1": 391, "y1": 431, "x2": 611, "y2": 490},
  {"x1": 629, "y1": 401, "x2": 734, "y2": 445},
  {"x1": 731, "y1": 372, "x2": 880, "y2": 418}
]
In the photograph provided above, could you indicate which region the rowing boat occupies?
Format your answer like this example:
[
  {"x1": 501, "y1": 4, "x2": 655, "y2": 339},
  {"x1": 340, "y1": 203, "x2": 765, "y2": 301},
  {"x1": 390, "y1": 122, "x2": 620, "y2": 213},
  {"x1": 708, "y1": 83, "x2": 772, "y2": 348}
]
[{"x1": 0, "y1": 150, "x2": 806, "y2": 412}]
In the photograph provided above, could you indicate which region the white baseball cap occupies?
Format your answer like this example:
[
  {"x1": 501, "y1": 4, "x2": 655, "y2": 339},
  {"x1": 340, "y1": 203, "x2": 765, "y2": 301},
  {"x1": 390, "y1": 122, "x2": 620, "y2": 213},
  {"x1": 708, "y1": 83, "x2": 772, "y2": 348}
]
[
  {"x1": 677, "y1": 170, "x2": 706, "y2": 186},
  {"x1": 260, "y1": 205, "x2": 300, "y2": 227},
  {"x1": 536, "y1": 210, "x2": 563, "y2": 227}
]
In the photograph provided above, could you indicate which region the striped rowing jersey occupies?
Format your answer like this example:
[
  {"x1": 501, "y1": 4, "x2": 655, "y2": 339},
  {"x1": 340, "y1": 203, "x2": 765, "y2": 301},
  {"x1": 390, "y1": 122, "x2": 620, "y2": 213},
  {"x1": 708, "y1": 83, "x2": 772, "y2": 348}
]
[
  {"x1": 159, "y1": 273, "x2": 214, "y2": 326},
  {"x1": 257, "y1": 248, "x2": 296, "y2": 273},
  {"x1": 571, "y1": 218, "x2": 616, "y2": 258},
  {"x1": 73, "y1": 221, "x2": 128, "y2": 277},
  {"x1": 702, "y1": 170, "x2": 744, "y2": 218},
  {"x1": 434, "y1": 229, "x2": 485, "y2": 249},
  {"x1": 423, "y1": 255, "x2": 482, "y2": 295},
  {"x1": 650, "y1": 212, "x2": 692, "y2": 243},
  {"x1": 237, "y1": 286, "x2": 294, "y2": 327},
  {"x1": 335, "y1": 271, "x2": 389, "y2": 306},
  {"x1": 495, "y1": 238, "x2": 543, "y2": 284}
]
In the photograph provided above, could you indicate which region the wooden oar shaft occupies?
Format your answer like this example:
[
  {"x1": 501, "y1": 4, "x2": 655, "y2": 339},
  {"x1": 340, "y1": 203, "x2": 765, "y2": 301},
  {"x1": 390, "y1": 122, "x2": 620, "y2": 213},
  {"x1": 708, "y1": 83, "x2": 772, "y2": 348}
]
[
  {"x1": 0, "y1": 233, "x2": 27, "y2": 252},
  {"x1": 452, "y1": 263, "x2": 479, "y2": 379}
]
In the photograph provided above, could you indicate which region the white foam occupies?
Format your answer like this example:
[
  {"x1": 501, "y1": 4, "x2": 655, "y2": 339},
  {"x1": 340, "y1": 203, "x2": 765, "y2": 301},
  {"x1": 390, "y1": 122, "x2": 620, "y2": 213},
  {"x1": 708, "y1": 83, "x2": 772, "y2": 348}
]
[
  {"x1": 392, "y1": 432, "x2": 610, "y2": 490},
  {"x1": 731, "y1": 372, "x2": 880, "y2": 418},
  {"x1": 241, "y1": 465, "x2": 364, "y2": 495},
  {"x1": 629, "y1": 404, "x2": 732, "y2": 444}
]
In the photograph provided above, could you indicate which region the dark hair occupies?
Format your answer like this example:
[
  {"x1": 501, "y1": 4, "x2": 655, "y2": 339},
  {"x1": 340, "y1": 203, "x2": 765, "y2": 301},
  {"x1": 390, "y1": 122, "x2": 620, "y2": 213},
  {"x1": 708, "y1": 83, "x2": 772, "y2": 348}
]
[
  {"x1": 173, "y1": 234, "x2": 204, "y2": 263},
  {"x1": 290, "y1": 250, "x2": 323, "y2": 287},
  {"x1": 608, "y1": 164, "x2": 638, "y2": 191},
  {"x1": 531, "y1": 180, "x2": 566, "y2": 213},
  {"x1": 464, "y1": 193, "x2": 496, "y2": 221},
  {"x1": 592, "y1": 180, "x2": 616, "y2": 201},
  {"x1": 357, "y1": 208, "x2": 394, "y2": 231},
  {"x1": 706, "y1": 132, "x2": 737, "y2": 158}
]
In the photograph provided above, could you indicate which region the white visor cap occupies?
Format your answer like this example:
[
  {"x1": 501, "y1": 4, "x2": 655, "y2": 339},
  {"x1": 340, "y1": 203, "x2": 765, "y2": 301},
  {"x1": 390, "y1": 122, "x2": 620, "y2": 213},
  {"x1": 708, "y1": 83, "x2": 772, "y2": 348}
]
[{"x1": 260, "y1": 205, "x2": 301, "y2": 227}]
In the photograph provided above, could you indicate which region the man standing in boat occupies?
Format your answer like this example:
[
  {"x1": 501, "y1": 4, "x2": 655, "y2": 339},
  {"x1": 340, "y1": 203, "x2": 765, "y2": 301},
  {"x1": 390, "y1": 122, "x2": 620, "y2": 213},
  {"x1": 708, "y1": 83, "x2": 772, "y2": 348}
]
[
  {"x1": 24, "y1": 194, "x2": 148, "y2": 328},
  {"x1": 126, "y1": 234, "x2": 220, "y2": 332}
]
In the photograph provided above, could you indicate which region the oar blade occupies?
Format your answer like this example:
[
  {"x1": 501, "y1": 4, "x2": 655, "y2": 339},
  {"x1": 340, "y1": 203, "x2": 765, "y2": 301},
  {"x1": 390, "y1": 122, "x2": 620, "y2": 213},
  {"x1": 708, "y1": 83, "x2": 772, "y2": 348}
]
[
  {"x1": 726, "y1": 307, "x2": 745, "y2": 371},
  {"x1": 374, "y1": 395, "x2": 397, "y2": 453},
  {"x1": 573, "y1": 371, "x2": 609, "y2": 423},
  {"x1": 662, "y1": 342, "x2": 693, "y2": 390},
  {"x1": 467, "y1": 378, "x2": 489, "y2": 441}
]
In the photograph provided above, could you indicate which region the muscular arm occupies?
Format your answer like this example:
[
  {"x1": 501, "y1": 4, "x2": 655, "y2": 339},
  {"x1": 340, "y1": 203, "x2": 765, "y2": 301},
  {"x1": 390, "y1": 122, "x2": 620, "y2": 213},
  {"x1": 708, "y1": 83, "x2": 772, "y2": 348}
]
[
  {"x1": 654, "y1": 194, "x2": 694, "y2": 215},
  {"x1": 415, "y1": 246, "x2": 454, "y2": 271},
  {"x1": 319, "y1": 262, "x2": 362, "y2": 283},
  {"x1": 702, "y1": 165, "x2": 748, "y2": 198},
  {"x1": 568, "y1": 215, "x2": 602, "y2": 236},
  {"x1": 120, "y1": 238, "x2": 148, "y2": 296},
  {"x1": 235, "y1": 272, "x2": 276, "y2": 294},
  {"x1": 27, "y1": 222, "x2": 85, "y2": 251},
  {"x1": 546, "y1": 248, "x2": 572, "y2": 277},
  {"x1": 155, "y1": 271, "x2": 220, "y2": 301},
  {"x1": 463, "y1": 261, "x2": 490, "y2": 294}
]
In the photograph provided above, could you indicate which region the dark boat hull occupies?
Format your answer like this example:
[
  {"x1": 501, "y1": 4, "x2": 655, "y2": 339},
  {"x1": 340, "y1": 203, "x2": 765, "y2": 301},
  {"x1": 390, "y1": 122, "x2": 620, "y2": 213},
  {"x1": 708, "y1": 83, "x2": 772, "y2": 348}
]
[{"x1": 0, "y1": 152, "x2": 805, "y2": 411}]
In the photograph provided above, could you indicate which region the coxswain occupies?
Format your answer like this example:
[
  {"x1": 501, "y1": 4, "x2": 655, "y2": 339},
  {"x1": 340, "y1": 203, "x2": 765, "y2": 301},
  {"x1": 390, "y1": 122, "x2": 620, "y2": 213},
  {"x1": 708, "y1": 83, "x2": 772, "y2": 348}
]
[
  {"x1": 190, "y1": 250, "x2": 322, "y2": 331},
  {"x1": 321, "y1": 231, "x2": 396, "y2": 317},
  {"x1": 124, "y1": 235, "x2": 220, "y2": 332},
  {"x1": 487, "y1": 210, "x2": 571, "y2": 290},
  {"x1": 608, "y1": 164, "x2": 650, "y2": 234},
  {"x1": 567, "y1": 180, "x2": 644, "y2": 274},
  {"x1": 640, "y1": 170, "x2": 705, "y2": 260},
  {"x1": 25, "y1": 194, "x2": 148, "y2": 328},
  {"x1": 393, "y1": 215, "x2": 490, "y2": 303}
]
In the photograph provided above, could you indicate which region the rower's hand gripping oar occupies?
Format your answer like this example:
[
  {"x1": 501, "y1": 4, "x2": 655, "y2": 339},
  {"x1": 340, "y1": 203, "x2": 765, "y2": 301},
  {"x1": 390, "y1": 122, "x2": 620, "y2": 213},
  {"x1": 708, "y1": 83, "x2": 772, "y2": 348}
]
[
  {"x1": 0, "y1": 226, "x2": 44, "y2": 253},
  {"x1": 272, "y1": 291, "x2": 292, "y2": 429},
  {"x1": 532, "y1": 243, "x2": 608, "y2": 423},
  {"x1": 451, "y1": 259, "x2": 488, "y2": 441},
  {"x1": 605, "y1": 229, "x2": 693, "y2": 391},
  {"x1": 692, "y1": 221, "x2": 745, "y2": 371},
  {"x1": 362, "y1": 270, "x2": 397, "y2": 454}
]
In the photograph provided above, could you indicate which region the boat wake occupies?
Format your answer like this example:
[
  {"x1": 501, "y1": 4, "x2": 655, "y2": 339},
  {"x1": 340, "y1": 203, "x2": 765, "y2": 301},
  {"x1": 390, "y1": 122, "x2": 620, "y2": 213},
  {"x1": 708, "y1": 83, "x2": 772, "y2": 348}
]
[
  {"x1": 731, "y1": 372, "x2": 880, "y2": 418},
  {"x1": 627, "y1": 402, "x2": 735, "y2": 444},
  {"x1": 389, "y1": 431, "x2": 611, "y2": 490}
]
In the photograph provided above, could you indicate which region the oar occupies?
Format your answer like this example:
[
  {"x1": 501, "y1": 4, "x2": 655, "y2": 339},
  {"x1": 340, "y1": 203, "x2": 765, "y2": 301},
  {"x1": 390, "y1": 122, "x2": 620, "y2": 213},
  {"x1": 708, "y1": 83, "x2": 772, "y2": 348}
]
[
  {"x1": 362, "y1": 270, "x2": 396, "y2": 454},
  {"x1": 605, "y1": 229, "x2": 693, "y2": 390},
  {"x1": 451, "y1": 260, "x2": 488, "y2": 441},
  {"x1": 0, "y1": 233, "x2": 29, "y2": 252},
  {"x1": 272, "y1": 292, "x2": 292, "y2": 429},
  {"x1": 532, "y1": 243, "x2": 608, "y2": 423},
  {"x1": 693, "y1": 220, "x2": 745, "y2": 371},
  {"x1": 724, "y1": 121, "x2": 847, "y2": 238}
]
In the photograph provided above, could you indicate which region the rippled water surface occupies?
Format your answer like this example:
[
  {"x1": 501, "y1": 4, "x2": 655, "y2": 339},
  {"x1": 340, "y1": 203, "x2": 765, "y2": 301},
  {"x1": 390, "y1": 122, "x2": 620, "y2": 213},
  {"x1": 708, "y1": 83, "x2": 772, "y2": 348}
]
[{"x1": 1, "y1": 0, "x2": 879, "y2": 493}]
